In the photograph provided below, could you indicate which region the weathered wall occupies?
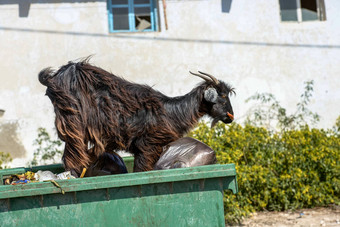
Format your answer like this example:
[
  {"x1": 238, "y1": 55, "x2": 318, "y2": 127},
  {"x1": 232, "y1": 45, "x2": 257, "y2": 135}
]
[{"x1": 0, "y1": 0, "x2": 339, "y2": 167}]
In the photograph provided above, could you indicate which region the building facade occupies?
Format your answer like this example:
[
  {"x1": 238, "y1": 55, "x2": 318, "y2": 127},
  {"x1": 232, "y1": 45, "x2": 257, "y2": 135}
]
[{"x1": 0, "y1": 0, "x2": 339, "y2": 167}]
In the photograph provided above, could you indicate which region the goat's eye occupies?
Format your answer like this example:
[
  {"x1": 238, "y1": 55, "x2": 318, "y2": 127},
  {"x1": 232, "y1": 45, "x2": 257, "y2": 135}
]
[{"x1": 222, "y1": 95, "x2": 227, "y2": 99}]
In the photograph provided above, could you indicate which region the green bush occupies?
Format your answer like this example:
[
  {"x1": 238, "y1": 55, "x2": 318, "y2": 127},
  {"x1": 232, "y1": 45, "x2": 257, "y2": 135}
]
[
  {"x1": 28, "y1": 127, "x2": 63, "y2": 166},
  {"x1": 189, "y1": 122, "x2": 340, "y2": 224},
  {"x1": 245, "y1": 80, "x2": 320, "y2": 131},
  {"x1": 0, "y1": 151, "x2": 12, "y2": 169}
]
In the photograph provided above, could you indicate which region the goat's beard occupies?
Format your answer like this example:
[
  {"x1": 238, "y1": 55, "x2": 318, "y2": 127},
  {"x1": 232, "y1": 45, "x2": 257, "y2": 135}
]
[{"x1": 211, "y1": 118, "x2": 220, "y2": 128}]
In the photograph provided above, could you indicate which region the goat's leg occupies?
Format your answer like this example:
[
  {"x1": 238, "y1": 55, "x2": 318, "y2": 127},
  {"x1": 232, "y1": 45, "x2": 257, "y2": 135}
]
[
  {"x1": 133, "y1": 154, "x2": 143, "y2": 172},
  {"x1": 133, "y1": 153, "x2": 152, "y2": 172},
  {"x1": 133, "y1": 146, "x2": 163, "y2": 172},
  {"x1": 63, "y1": 142, "x2": 92, "y2": 177}
]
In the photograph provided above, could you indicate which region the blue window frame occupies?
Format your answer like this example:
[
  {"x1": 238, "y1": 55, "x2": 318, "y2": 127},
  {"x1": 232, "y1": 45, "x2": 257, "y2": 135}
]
[{"x1": 107, "y1": 0, "x2": 158, "y2": 33}]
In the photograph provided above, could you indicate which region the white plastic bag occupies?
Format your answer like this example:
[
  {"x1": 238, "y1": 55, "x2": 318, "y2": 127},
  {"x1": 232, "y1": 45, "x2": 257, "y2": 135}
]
[
  {"x1": 57, "y1": 171, "x2": 76, "y2": 180},
  {"x1": 35, "y1": 170, "x2": 57, "y2": 181}
]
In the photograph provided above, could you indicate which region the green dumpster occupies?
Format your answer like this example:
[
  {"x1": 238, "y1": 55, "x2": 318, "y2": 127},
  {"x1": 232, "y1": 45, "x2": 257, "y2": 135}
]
[{"x1": 0, "y1": 157, "x2": 238, "y2": 227}]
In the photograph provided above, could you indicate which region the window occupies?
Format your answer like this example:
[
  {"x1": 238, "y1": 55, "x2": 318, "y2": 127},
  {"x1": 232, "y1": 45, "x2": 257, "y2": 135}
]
[
  {"x1": 279, "y1": 0, "x2": 326, "y2": 22},
  {"x1": 107, "y1": 0, "x2": 158, "y2": 33}
]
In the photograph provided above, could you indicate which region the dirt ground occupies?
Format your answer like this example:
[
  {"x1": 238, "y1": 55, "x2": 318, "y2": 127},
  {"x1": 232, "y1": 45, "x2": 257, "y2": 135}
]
[{"x1": 228, "y1": 206, "x2": 340, "y2": 227}]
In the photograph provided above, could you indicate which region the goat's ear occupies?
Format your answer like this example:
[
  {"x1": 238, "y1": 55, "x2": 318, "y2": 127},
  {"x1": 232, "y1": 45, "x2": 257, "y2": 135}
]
[{"x1": 204, "y1": 87, "x2": 218, "y2": 103}]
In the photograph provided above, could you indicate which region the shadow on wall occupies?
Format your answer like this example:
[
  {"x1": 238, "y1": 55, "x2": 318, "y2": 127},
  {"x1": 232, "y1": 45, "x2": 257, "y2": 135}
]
[
  {"x1": 0, "y1": 121, "x2": 26, "y2": 159},
  {"x1": 221, "y1": 0, "x2": 232, "y2": 13},
  {"x1": 0, "y1": 0, "x2": 104, "y2": 17}
]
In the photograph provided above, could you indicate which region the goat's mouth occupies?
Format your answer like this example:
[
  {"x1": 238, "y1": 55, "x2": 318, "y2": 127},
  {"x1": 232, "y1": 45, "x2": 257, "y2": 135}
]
[
  {"x1": 222, "y1": 112, "x2": 234, "y2": 124},
  {"x1": 227, "y1": 112, "x2": 234, "y2": 121},
  {"x1": 211, "y1": 112, "x2": 234, "y2": 127}
]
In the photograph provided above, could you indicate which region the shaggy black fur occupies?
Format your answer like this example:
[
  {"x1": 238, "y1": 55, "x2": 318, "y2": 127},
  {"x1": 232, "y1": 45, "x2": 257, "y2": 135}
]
[{"x1": 39, "y1": 58, "x2": 234, "y2": 176}]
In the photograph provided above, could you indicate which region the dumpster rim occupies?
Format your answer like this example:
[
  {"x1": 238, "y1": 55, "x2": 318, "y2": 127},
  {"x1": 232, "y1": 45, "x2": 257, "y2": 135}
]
[{"x1": 0, "y1": 163, "x2": 237, "y2": 199}]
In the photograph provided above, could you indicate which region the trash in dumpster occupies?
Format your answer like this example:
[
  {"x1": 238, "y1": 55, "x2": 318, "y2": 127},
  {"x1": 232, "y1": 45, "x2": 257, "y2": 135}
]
[
  {"x1": 35, "y1": 170, "x2": 58, "y2": 181},
  {"x1": 85, "y1": 152, "x2": 128, "y2": 177},
  {"x1": 3, "y1": 170, "x2": 76, "y2": 185},
  {"x1": 154, "y1": 137, "x2": 217, "y2": 170},
  {"x1": 25, "y1": 171, "x2": 35, "y2": 180},
  {"x1": 3, "y1": 137, "x2": 215, "y2": 185},
  {"x1": 49, "y1": 179, "x2": 65, "y2": 194},
  {"x1": 10, "y1": 179, "x2": 31, "y2": 185},
  {"x1": 2, "y1": 153, "x2": 127, "y2": 185},
  {"x1": 35, "y1": 170, "x2": 76, "y2": 181},
  {"x1": 4, "y1": 173, "x2": 32, "y2": 185},
  {"x1": 56, "y1": 171, "x2": 75, "y2": 180}
]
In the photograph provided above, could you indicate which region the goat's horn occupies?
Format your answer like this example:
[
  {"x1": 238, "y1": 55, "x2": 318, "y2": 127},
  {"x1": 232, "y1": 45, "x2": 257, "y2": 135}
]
[
  {"x1": 198, "y1": 71, "x2": 220, "y2": 85},
  {"x1": 189, "y1": 71, "x2": 212, "y2": 83}
]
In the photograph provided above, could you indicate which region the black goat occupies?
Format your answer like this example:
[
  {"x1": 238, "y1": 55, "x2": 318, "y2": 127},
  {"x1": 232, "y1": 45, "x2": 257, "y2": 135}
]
[{"x1": 39, "y1": 59, "x2": 235, "y2": 176}]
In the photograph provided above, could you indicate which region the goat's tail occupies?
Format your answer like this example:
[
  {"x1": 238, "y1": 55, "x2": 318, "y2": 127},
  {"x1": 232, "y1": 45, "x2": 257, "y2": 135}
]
[{"x1": 38, "y1": 67, "x2": 54, "y2": 87}]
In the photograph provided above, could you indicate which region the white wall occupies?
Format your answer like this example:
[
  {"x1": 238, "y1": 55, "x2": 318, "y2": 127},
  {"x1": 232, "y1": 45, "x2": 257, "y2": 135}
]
[{"x1": 0, "y1": 0, "x2": 339, "y2": 167}]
